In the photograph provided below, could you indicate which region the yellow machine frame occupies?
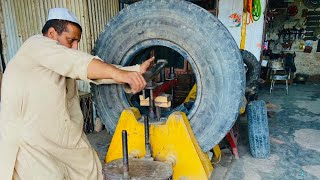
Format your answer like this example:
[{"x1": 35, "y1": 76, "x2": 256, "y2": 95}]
[
  {"x1": 106, "y1": 108, "x2": 218, "y2": 179},
  {"x1": 106, "y1": 84, "x2": 223, "y2": 179}
]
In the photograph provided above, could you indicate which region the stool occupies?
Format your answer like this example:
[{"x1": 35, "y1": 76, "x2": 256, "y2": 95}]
[
  {"x1": 268, "y1": 58, "x2": 291, "y2": 95},
  {"x1": 269, "y1": 74, "x2": 289, "y2": 94}
]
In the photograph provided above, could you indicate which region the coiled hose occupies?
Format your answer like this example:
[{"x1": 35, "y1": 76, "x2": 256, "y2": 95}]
[{"x1": 252, "y1": 0, "x2": 261, "y2": 21}]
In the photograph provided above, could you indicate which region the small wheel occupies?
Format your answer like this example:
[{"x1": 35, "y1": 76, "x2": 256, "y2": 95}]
[{"x1": 247, "y1": 100, "x2": 270, "y2": 159}]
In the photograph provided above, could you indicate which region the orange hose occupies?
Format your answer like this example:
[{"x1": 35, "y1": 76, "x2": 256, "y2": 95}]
[{"x1": 247, "y1": 0, "x2": 253, "y2": 24}]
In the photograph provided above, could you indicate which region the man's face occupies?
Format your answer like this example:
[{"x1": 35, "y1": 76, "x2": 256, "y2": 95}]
[{"x1": 49, "y1": 23, "x2": 81, "y2": 49}]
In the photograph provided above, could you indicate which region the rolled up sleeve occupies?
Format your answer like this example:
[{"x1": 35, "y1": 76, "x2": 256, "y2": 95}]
[
  {"x1": 89, "y1": 64, "x2": 141, "y2": 85},
  {"x1": 22, "y1": 35, "x2": 94, "y2": 81},
  {"x1": 23, "y1": 35, "x2": 141, "y2": 84}
]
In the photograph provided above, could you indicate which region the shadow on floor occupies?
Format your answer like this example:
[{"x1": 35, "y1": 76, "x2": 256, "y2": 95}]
[{"x1": 87, "y1": 83, "x2": 320, "y2": 179}]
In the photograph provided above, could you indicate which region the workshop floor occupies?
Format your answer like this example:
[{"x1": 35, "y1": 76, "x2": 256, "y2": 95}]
[{"x1": 87, "y1": 83, "x2": 320, "y2": 180}]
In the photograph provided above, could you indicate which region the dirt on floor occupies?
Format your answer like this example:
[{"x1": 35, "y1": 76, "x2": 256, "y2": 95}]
[{"x1": 211, "y1": 83, "x2": 320, "y2": 180}]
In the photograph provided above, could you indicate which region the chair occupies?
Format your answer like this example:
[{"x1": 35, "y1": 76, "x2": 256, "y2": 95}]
[{"x1": 269, "y1": 60, "x2": 290, "y2": 94}]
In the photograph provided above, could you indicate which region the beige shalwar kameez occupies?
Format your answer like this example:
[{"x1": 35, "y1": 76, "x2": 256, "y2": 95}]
[{"x1": 0, "y1": 35, "x2": 139, "y2": 180}]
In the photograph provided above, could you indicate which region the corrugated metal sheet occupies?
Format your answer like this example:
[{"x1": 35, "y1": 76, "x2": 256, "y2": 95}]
[{"x1": 0, "y1": 0, "x2": 119, "y2": 92}]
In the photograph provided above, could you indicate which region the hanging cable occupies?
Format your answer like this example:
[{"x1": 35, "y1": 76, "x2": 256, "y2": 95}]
[{"x1": 252, "y1": 0, "x2": 262, "y2": 21}]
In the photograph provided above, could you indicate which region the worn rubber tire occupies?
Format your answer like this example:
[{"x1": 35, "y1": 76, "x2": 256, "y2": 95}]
[
  {"x1": 92, "y1": 0, "x2": 245, "y2": 152},
  {"x1": 303, "y1": 0, "x2": 320, "y2": 9},
  {"x1": 247, "y1": 100, "x2": 270, "y2": 159},
  {"x1": 241, "y1": 50, "x2": 261, "y2": 88}
]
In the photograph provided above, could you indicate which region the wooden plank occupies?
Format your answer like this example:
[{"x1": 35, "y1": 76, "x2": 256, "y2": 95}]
[
  {"x1": 305, "y1": 32, "x2": 315, "y2": 36},
  {"x1": 104, "y1": 158, "x2": 172, "y2": 179},
  {"x1": 304, "y1": 36, "x2": 318, "y2": 41},
  {"x1": 305, "y1": 21, "x2": 320, "y2": 26},
  {"x1": 307, "y1": 11, "x2": 320, "y2": 16},
  {"x1": 307, "y1": 16, "x2": 320, "y2": 21},
  {"x1": 306, "y1": 26, "x2": 318, "y2": 31}
]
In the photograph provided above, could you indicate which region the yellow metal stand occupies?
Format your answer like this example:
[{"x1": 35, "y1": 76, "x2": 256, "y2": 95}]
[{"x1": 106, "y1": 108, "x2": 214, "y2": 179}]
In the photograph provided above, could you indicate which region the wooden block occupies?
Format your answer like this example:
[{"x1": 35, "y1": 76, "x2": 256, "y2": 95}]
[
  {"x1": 139, "y1": 95, "x2": 150, "y2": 106},
  {"x1": 155, "y1": 101, "x2": 171, "y2": 108},
  {"x1": 139, "y1": 94, "x2": 172, "y2": 107},
  {"x1": 154, "y1": 94, "x2": 172, "y2": 103}
]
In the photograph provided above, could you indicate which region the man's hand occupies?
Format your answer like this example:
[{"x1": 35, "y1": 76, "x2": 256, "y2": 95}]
[
  {"x1": 111, "y1": 69, "x2": 147, "y2": 94},
  {"x1": 87, "y1": 57, "x2": 155, "y2": 94},
  {"x1": 140, "y1": 56, "x2": 155, "y2": 74}
]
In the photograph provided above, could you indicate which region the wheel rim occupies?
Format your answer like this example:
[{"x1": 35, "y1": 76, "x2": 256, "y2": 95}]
[{"x1": 116, "y1": 39, "x2": 201, "y2": 122}]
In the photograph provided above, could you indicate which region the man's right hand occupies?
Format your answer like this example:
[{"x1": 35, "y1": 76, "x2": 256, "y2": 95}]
[
  {"x1": 87, "y1": 58, "x2": 147, "y2": 93},
  {"x1": 111, "y1": 69, "x2": 147, "y2": 94}
]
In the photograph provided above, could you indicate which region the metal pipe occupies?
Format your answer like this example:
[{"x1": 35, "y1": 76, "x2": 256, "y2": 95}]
[
  {"x1": 122, "y1": 130, "x2": 129, "y2": 179},
  {"x1": 148, "y1": 85, "x2": 156, "y2": 121},
  {"x1": 171, "y1": 87, "x2": 176, "y2": 108},
  {"x1": 169, "y1": 67, "x2": 176, "y2": 107},
  {"x1": 155, "y1": 106, "x2": 161, "y2": 121},
  {"x1": 169, "y1": 67, "x2": 175, "y2": 79},
  {"x1": 144, "y1": 116, "x2": 152, "y2": 158},
  {"x1": 160, "y1": 66, "x2": 166, "y2": 82}
]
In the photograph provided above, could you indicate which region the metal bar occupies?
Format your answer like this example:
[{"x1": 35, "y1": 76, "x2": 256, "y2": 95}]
[
  {"x1": 26, "y1": 0, "x2": 33, "y2": 38},
  {"x1": 142, "y1": 60, "x2": 168, "y2": 82},
  {"x1": 97, "y1": 0, "x2": 102, "y2": 39},
  {"x1": 155, "y1": 106, "x2": 161, "y2": 121},
  {"x1": 168, "y1": 67, "x2": 176, "y2": 107},
  {"x1": 148, "y1": 87, "x2": 155, "y2": 120},
  {"x1": 226, "y1": 131, "x2": 239, "y2": 159},
  {"x1": 122, "y1": 130, "x2": 129, "y2": 179},
  {"x1": 144, "y1": 116, "x2": 151, "y2": 158},
  {"x1": 160, "y1": 65, "x2": 165, "y2": 82}
]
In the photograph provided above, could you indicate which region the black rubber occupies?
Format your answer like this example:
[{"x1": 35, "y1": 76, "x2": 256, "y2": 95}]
[
  {"x1": 241, "y1": 50, "x2": 261, "y2": 101},
  {"x1": 241, "y1": 50, "x2": 261, "y2": 88},
  {"x1": 120, "y1": 0, "x2": 139, "y2": 4},
  {"x1": 303, "y1": 0, "x2": 320, "y2": 9},
  {"x1": 92, "y1": 0, "x2": 245, "y2": 152},
  {"x1": 247, "y1": 100, "x2": 270, "y2": 159}
]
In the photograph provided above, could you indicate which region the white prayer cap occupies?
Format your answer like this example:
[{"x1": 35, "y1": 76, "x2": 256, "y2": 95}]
[{"x1": 47, "y1": 8, "x2": 80, "y2": 26}]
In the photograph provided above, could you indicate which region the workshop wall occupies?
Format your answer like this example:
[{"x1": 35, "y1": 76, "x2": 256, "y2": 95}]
[
  {"x1": 266, "y1": 1, "x2": 320, "y2": 76},
  {"x1": 294, "y1": 1, "x2": 320, "y2": 76},
  {"x1": 0, "y1": 0, "x2": 119, "y2": 92},
  {"x1": 218, "y1": 0, "x2": 267, "y2": 61}
]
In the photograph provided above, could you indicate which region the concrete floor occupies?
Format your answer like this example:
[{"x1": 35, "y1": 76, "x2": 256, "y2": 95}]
[{"x1": 87, "y1": 83, "x2": 320, "y2": 179}]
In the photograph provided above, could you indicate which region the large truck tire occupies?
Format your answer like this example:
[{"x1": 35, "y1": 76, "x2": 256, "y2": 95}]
[
  {"x1": 91, "y1": 0, "x2": 245, "y2": 152},
  {"x1": 247, "y1": 100, "x2": 270, "y2": 159}
]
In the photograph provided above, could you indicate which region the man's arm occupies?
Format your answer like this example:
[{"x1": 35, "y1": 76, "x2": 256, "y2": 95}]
[{"x1": 87, "y1": 57, "x2": 154, "y2": 94}]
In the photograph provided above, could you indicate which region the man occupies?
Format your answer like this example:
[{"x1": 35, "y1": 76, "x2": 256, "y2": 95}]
[{"x1": 0, "y1": 8, "x2": 154, "y2": 179}]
